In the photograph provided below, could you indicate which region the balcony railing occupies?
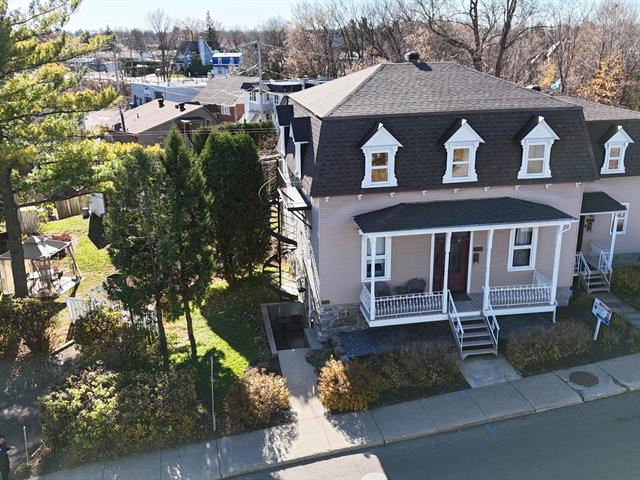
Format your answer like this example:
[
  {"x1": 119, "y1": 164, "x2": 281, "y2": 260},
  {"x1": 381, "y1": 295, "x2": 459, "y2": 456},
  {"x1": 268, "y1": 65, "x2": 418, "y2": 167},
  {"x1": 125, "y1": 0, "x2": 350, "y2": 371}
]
[
  {"x1": 360, "y1": 284, "x2": 443, "y2": 321},
  {"x1": 487, "y1": 271, "x2": 552, "y2": 307}
]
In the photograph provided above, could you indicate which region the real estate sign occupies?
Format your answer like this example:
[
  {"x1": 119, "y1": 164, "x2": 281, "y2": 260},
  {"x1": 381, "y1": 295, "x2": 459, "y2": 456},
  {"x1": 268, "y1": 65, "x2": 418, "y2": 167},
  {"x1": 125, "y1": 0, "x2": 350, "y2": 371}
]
[{"x1": 592, "y1": 298, "x2": 613, "y2": 340}]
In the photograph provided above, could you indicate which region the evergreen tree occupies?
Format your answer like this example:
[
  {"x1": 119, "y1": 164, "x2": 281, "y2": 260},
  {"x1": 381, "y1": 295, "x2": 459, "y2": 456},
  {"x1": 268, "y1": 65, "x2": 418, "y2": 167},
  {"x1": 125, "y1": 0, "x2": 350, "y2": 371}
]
[
  {"x1": 201, "y1": 131, "x2": 270, "y2": 284},
  {"x1": 0, "y1": 0, "x2": 117, "y2": 296},
  {"x1": 104, "y1": 149, "x2": 170, "y2": 366},
  {"x1": 160, "y1": 131, "x2": 213, "y2": 362},
  {"x1": 205, "y1": 10, "x2": 220, "y2": 50}
]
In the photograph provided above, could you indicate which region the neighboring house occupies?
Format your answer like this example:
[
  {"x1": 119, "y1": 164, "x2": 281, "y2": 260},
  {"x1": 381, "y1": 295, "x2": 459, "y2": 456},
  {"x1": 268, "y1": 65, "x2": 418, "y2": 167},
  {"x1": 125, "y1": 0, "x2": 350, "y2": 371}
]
[
  {"x1": 84, "y1": 99, "x2": 216, "y2": 146},
  {"x1": 193, "y1": 75, "x2": 259, "y2": 123},
  {"x1": 176, "y1": 39, "x2": 214, "y2": 69},
  {"x1": 130, "y1": 80, "x2": 207, "y2": 106},
  {"x1": 244, "y1": 78, "x2": 330, "y2": 122},
  {"x1": 211, "y1": 51, "x2": 242, "y2": 77},
  {"x1": 274, "y1": 55, "x2": 636, "y2": 359}
]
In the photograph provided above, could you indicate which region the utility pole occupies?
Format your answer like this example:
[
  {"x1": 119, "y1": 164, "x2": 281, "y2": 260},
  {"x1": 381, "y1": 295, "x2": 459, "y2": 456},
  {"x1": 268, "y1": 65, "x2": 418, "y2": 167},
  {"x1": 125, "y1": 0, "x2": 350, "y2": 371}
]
[
  {"x1": 112, "y1": 48, "x2": 120, "y2": 94},
  {"x1": 257, "y1": 39, "x2": 264, "y2": 121}
]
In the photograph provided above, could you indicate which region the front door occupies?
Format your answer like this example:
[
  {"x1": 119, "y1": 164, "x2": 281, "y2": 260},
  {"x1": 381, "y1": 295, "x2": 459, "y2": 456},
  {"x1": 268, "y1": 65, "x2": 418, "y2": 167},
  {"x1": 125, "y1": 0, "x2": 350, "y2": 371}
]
[{"x1": 433, "y1": 232, "x2": 470, "y2": 292}]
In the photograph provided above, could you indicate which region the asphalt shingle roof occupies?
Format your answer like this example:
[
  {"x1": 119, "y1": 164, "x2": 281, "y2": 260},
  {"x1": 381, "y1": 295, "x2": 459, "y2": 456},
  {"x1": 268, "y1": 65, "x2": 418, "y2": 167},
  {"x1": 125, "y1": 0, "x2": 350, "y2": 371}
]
[
  {"x1": 353, "y1": 197, "x2": 575, "y2": 234},
  {"x1": 581, "y1": 192, "x2": 627, "y2": 214},
  {"x1": 289, "y1": 62, "x2": 570, "y2": 119},
  {"x1": 194, "y1": 75, "x2": 258, "y2": 106},
  {"x1": 558, "y1": 96, "x2": 640, "y2": 121}
]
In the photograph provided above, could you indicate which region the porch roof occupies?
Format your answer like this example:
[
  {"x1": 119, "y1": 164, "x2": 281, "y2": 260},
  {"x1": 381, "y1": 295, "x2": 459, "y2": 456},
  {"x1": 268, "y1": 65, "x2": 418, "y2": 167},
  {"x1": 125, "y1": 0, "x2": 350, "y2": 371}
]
[
  {"x1": 353, "y1": 197, "x2": 575, "y2": 235},
  {"x1": 581, "y1": 192, "x2": 627, "y2": 215}
]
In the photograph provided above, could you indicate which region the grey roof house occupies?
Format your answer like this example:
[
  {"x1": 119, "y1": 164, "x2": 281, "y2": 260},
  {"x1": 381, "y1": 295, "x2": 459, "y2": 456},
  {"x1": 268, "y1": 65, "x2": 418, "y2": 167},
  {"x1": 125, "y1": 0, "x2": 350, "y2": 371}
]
[{"x1": 273, "y1": 55, "x2": 638, "y2": 359}]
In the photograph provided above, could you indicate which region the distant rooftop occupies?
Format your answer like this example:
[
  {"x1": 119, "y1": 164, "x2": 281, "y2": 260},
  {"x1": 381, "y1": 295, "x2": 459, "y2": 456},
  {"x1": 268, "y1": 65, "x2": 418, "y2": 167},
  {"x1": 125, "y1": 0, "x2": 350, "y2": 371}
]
[{"x1": 194, "y1": 75, "x2": 258, "y2": 106}]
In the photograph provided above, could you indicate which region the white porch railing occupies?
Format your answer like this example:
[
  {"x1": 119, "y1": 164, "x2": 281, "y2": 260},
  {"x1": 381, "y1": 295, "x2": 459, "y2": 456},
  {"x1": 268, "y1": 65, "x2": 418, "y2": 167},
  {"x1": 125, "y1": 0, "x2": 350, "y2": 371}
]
[
  {"x1": 447, "y1": 290, "x2": 464, "y2": 349},
  {"x1": 360, "y1": 284, "x2": 443, "y2": 321},
  {"x1": 487, "y1": 271, "x2": 552, "y2": 307}
]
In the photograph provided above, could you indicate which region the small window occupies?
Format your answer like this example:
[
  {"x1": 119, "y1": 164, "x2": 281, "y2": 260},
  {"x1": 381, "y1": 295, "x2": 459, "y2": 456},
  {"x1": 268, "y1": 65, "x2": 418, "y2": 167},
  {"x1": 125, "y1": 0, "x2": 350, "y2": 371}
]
[
  {"x1": 249, "y1": 91, "x2": 257, "y2": 102},
  {"x1": 452, "y1": 147, "x2": 470, "y2": 178},
  {"x1": 602, "y1": 126, "x2": 633, "y2": 174},
  {"x1": 518, "y1": 116, "x2": 558, "y2": 180},
  {"x1": 362, "y1": 237, "x2": 391, "y2": 281},
  {"x1": 607, "y1": 146, "x2": 621, "y2": 171},
  {"x1": 525, "y1": 144, "x2": 546, "y2": 175},
  {"x1": 509, "y1": 227, "x2": 538, "y2": 271},
  {"x1": 370, "y1": 152, "x2": 389, "y2": 183},
  {"x1": 221, "y1": 105, "x2": 231, "y2": 115},
  {"x1": 611, "y1": 203, "x2": 629, "y2": 234}
]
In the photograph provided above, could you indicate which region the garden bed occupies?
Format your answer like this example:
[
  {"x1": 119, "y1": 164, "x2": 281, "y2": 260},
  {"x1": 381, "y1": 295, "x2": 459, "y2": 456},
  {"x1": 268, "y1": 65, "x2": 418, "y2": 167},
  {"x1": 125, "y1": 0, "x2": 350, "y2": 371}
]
[{"x1": 503, "y1": 292, "x2": 640, "y2": 376}]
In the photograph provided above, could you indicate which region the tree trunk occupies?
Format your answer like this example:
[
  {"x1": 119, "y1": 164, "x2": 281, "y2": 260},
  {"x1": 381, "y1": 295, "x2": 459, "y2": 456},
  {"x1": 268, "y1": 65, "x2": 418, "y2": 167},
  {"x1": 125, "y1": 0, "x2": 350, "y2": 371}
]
[
  {"x1": 183, "y1": 297, "x2": 198, "y2": 361},
  {"x1": 154, "y1": 291, "x2": 170, "y2": 367},
  {"x1": 0, "y1": 168, "x2": 28, "y2": 297}
]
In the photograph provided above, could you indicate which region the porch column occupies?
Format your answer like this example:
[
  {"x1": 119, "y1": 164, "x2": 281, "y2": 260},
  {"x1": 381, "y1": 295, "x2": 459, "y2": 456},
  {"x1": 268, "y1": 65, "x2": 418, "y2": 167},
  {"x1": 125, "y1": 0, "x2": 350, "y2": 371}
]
[
  {"x1": 550, "y1": 224, "x2": 565, "y2": 306},
  {"x1": 428, "y1": 234, "x2": 435, "y2": 293},
  {"x1": 369, "y1": 236, "x2": 376, "y2": 320},
  {"x1": 483, "y1": 229, "x2": 494, "y2": 309},
  {"x1": 609, "y1": 213, "x2": 618, "y2": 266},
  {"x1": 442, "y1": 231, "x2": 452, "y2": 313},
  {"x1": 466, "y1": 231, "x2": 474, "y2": 294}
]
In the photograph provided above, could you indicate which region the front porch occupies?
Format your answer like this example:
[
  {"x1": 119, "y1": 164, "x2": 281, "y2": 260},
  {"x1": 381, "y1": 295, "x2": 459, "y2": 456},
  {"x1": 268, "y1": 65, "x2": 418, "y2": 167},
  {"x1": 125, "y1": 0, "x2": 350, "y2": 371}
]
[{"x1": 353, "y1": 197, "x2": 575, "y2": 358}]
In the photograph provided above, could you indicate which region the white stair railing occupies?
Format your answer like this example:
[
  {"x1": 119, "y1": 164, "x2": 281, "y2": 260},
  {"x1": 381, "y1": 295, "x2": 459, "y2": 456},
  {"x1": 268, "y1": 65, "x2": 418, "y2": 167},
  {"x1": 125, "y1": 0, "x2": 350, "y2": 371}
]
[
  {"x1": 484, "y1": 300, "x2": 500, "y2": 348},
  {"x1": 447, "y1": 290, "x2": 464, "y2": 353},
  {"x1": 598, "y1": 250, "x2": 612, "y2": 286}
]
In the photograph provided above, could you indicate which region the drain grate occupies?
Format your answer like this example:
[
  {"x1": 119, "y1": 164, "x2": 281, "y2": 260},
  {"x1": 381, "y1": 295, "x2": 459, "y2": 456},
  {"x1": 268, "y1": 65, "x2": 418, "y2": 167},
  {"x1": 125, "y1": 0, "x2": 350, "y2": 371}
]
[{"x1": 569, "y1": 371, "x2": 599, "y2": 387}]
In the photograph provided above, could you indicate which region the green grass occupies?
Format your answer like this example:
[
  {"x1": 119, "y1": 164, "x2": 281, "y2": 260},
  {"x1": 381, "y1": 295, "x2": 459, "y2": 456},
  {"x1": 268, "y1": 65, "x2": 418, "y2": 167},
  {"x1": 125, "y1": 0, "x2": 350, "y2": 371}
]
[{"x1": 166, "y1": 276, "x2": 278, "y2": 405}]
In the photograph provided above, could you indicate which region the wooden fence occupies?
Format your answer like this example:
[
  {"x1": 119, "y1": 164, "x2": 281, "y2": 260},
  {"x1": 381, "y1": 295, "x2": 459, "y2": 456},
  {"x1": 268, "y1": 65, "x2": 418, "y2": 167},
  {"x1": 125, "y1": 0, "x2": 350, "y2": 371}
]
[{"x1": 55, "y1": 195, "x2": 89, "y2": 220}]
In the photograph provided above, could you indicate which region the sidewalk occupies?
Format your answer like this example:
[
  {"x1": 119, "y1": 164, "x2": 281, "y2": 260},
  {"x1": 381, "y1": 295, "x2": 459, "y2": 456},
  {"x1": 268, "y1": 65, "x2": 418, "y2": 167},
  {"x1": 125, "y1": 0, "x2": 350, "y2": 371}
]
[
  {"x1": 32, "y1": 352, "x2": 640, "y2": 480},
  {"x1": 597, "y1": 292, "x2": 640, "y2": 328}
]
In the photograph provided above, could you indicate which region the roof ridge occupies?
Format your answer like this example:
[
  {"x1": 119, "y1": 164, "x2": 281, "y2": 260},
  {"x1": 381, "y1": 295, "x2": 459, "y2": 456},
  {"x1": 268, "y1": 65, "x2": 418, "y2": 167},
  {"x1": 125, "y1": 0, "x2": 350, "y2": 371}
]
[{"x1": 325, "y1": 63, "x2": 384, "y2": 117}]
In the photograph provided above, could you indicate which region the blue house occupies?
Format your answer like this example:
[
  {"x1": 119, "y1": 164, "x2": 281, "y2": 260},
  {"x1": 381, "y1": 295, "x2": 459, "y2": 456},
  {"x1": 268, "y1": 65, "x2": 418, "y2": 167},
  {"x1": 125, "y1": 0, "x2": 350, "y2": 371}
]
[
  {"x1": 177, "y1": 39, "x2": 214, "y2": 69},
  {"x1": 211, "y1": 50, "x2": 242, "y2": 77}
]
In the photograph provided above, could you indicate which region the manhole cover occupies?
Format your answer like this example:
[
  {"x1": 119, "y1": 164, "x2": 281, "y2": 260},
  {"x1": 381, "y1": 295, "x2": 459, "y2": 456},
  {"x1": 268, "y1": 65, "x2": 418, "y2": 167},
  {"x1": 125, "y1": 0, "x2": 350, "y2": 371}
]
[
  {"x1": 569, "y1": 371, "x2": 599, "y2": 387},
  {"x1": 362, "y1": 475, "x2": 387, "y2": 480}
]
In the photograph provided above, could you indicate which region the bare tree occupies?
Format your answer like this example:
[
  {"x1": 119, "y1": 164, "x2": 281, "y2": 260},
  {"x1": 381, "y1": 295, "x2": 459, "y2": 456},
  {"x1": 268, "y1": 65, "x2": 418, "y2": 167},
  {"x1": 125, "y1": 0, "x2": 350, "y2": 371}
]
[
  {"x1": 147, "y1": 9, "x2": 176, "y2": 80},
  {"x1": 179, "y1": 17, "x2": 205, "y2": 42},
  {"x1": 260, "y1": 17, "x2": 288, "y2": 77},
  {"x1": 405, "y1": 0, "x2": 538, "y2": 77}
]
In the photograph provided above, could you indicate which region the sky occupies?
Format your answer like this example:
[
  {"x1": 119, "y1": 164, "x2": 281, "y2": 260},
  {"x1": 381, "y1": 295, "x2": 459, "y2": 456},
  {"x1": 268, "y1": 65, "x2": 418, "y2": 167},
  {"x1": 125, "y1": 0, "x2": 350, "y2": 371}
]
[{"x1": 7, "y1": 0, "x2": 298, "y2": 31}]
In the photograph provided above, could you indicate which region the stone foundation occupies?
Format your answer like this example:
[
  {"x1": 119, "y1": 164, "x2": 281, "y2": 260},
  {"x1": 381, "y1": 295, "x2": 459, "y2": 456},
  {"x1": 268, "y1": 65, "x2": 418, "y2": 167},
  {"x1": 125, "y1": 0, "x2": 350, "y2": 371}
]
[
  {"x1": 315, "y1": 303, "x2": 367, "y2": 341},
  {"x1": 557, "y1": 287, "x2": 572, "y2": 307}
]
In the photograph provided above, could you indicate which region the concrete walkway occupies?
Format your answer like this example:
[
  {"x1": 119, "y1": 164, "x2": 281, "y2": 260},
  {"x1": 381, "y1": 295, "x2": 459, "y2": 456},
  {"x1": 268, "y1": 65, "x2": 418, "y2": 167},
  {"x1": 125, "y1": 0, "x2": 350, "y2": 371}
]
[
  {"x1": 597, "y1": 292, "x2": 640, "y2": 328},
  {"x1": 31, "y1": 352, "x2": 640, "y2": 480}
]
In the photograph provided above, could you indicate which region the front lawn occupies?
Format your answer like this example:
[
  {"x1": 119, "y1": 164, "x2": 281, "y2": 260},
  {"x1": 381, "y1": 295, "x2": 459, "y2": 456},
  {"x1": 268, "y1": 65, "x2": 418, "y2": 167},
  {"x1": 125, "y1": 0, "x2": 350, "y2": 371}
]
[
  {"x1": 165, "y1": 276, "x2": 279, "y2": 430},
  {"x1": 503, "y1": 292, "x2": 640, "y2": 376}
]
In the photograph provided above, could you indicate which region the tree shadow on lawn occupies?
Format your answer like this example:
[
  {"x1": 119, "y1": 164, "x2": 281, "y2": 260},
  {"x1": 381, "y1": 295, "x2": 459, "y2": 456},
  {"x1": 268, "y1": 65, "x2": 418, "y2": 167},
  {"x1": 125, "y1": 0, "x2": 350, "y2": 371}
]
[{"x1": 199, "y1": 276, "x2": 277, "y2": 369}]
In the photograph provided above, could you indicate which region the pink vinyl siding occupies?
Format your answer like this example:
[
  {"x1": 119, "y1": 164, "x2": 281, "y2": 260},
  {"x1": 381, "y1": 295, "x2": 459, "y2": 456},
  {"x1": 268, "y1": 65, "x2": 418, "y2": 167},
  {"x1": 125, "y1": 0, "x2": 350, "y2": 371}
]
[{"x1": 316, "y1": 183, "x2": 582, "y2": 306}]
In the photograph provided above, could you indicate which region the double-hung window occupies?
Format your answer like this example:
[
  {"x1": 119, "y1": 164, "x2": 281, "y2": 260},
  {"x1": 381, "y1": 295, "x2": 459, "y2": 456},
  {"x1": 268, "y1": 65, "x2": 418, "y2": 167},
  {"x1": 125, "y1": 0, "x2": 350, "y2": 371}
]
[
  {"x1": 361, "y1": 124, "x2": 402, "y2": 189},
  {"x1": 221, "y1": 105, "x2": 231, "y2": 115},
  {"x1": 508, "y1": 227, "x2": 538, "y2": 271},
  {"x1": 362, "y1": 237, "x2": 391, "y2": 281},
  {"x1": 601, "y1": 126, "x2": 633, "y2": 175},
  {"x1": 611, "y1": 203, "x2": 630, "y2": 235},
  {"x1": 442, "y1": 119, "x2": 483, "y2": 183},
  {"x1": 518, "y1": 116, "x2": 558, "y2": 180},
  {"x1": 249, "y1": 91, "x2": 257, "y2": 102}
]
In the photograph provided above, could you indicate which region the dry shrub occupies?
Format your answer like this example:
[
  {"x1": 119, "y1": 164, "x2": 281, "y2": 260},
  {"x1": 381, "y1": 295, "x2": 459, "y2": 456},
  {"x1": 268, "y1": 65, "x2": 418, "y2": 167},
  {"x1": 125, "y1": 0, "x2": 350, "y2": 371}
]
[
  {"x1": 505, "y1": 320, "x2": 591, "y2": 373},
  {"x1": 318, "y1": 357, "x2": 378, "y2": 412},
  {"x1": 224, "y1": 367, "x2": 291, "y2": 431}
]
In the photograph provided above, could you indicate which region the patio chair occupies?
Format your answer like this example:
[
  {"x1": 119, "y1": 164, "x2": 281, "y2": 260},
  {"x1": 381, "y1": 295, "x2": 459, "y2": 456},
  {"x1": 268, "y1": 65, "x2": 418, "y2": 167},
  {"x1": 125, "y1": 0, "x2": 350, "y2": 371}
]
[
  {"x1": 395, "y1": 277, "x2": 427, "y2": 295},
  {"x1": 374, "y1": 281, "x2": 391, "y2": 297}
]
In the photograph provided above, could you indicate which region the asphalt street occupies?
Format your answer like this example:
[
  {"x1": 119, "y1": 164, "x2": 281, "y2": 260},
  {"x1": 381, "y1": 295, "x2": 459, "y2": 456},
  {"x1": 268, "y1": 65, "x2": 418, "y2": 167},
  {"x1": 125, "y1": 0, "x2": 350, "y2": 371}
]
[{"x1": 235, "y1": 391, "x2": 640, "y2": 480}]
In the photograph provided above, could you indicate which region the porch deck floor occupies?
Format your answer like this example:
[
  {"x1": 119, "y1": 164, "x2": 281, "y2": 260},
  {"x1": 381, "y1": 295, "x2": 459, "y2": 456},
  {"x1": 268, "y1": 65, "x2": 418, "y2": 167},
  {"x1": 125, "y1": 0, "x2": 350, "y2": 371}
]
[{"x1": 455, "y1": 293, "x2": 483, "y2": 314}]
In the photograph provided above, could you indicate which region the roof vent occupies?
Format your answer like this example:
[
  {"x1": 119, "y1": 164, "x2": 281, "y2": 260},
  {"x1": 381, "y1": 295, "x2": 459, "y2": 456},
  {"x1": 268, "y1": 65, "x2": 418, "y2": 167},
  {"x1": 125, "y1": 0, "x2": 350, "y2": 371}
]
[
  {"x1": 526, "y1": 84, "x2": 542, "y2": 92},
  {"x1": 404, "y1": 52, "x2": 420, "y2": 63},
  {"x1": 158, "y1": 98, "x2": 165, "y2": 108},
  {"x1": 175, "y1": 102, "x2": 186, "y2": 112}
]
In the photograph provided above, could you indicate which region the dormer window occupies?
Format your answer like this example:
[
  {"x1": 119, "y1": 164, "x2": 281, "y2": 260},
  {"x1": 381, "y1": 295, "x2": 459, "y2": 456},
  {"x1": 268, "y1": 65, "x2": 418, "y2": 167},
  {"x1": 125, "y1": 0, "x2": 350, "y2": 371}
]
[
  {"x1": 361, "y1": 123, "x2": 402, "y2": 188},
  {"x1": 601, "y1": 126, "x2": 633, "y2": 175},
  {"x1": 518, "y1": 116, "x2": 558, "y2": 180},
  {"x1": 442, "y1": 119, "x2": 484, "y2": 183}
]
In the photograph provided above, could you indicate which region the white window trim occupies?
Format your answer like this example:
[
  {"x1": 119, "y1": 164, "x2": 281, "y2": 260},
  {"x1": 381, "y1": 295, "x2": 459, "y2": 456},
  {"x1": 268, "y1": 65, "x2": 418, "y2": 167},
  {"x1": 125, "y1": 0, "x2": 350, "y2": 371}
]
[
  {"x1": 221, "y1": 105, "x2": 231, "y2": 115},
  {"x1": 361, "y1": 237, "x2": 392, "y2": 282},
  {"x1": 517, "y1": 117, "x2": 559, "y2": 180},
  {"x1": 611, "y1": 203, "x2": 630, "y2": 235},
  {"x1": 601, "y1": 127, "x2": 633, "y2": 175},
  {"x1": 442, "y1": 119, "x2": 484, "y2": 184},
  {"x1": 362, "y1": 147, "x2": 399, "y2": 188},
  {"x1": 361, "y1": 123, "x2": 402, "y2": 189},
  {"x1": 507, "y1": 227, "x2": 539, "y2": 272}
]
